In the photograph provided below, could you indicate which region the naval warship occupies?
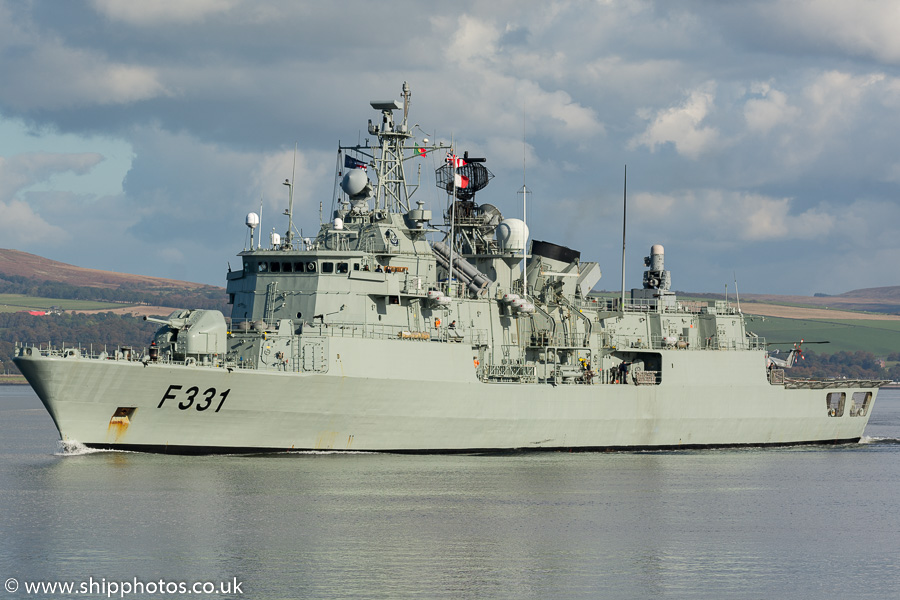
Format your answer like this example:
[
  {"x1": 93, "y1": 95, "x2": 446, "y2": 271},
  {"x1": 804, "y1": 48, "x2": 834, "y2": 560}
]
[{"x1": 15, "y1": 83, "x2": 889, "y2": 453}]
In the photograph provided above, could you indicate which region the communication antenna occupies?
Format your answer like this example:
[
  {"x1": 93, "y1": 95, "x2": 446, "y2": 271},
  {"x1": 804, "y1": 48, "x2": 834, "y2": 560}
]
[
  {"x1": 734, "y1": 271, "x2": 742, "y2": 314},
  {"x1": 258, "y1": 195, "x2": 264, "y2": 250},
  {"x1": 518, "y1": 104, "x2": 531, "y2": 298},
  {"x1": 282, "y1": 143, "x2": 297, "y2": 248},
  {"x1": 620, "y1": 165, "x2": 627, "y2": 311},
  {"x1": 448, "y1": 134, "x2": 456, "y2": 298}
]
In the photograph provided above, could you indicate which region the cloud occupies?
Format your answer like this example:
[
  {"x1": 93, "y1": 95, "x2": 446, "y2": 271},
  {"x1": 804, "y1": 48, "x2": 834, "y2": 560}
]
[
  {"x1": 0, "y1": 198, "x2": 69, "y2": 244},
  {"x1": 743, "y1": 82, "x2": 800, "y2": 135},
  {"x1": 0, "y1": 2, "x2": 169, "y2": 111},
  {"x1": 90, "y1": 0, "x2": 237, "y2": 25},
  {"x1": 2, "y1": 1, "x2": 900, "y2": 293},
  {"x1": 432, "y1": 14, "x2": 606, "y2": 146},
  {"x1": 748, "y1": 0, "x2": 900, "y2": 65},
  {"x1": 0, "y1": 152, "x2": 104, "y2": 201},
  {"x1": 630, "y1": 83, "x2": 720, "y2": 159},
  {"x1": 632, "y1": 189, "x2": 835, "y2": 242},
  {"x1": 249, "y1": 147, "x2": 333, "y2": 220}
]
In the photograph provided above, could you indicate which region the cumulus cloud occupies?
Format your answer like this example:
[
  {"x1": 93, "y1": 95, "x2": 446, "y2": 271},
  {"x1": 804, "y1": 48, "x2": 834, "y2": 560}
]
[
  {"x1": 0, "y1": 199, "x2": 69, "y2": 245},
  {"x1": 0, "y1": 152, "x2": 104, "y2": 201},
  {"x1": 433, "y1": 14, "x2": 606, "y2": 145},
  {"x1": 0, "y1": 4, "x2": 169, "y2": 111},
  {"x1": 249, "y1": 147, "x2": 333, "y2": 220},
  {"x1": 632, "y1": 189, "x2": 835, "y2": 242},
  {"x1": 630, "y1": 83, "x2": 720, "y2": 159},
  {"x1": 743, "y1": 82, "x2": 800, "y2": 135},
  {"x1": 749, "y1": 0, "x2": 900, "y2": 65}
]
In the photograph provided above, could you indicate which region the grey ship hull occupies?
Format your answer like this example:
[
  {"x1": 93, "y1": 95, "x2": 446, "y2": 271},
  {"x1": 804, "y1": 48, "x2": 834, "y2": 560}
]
[{"x1": 16, "y1": 339, "x2": 879, "y2": 453}]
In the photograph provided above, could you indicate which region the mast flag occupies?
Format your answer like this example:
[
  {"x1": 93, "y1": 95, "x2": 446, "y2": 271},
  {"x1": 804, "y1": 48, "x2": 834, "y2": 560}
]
[{"x1": 344, "y1": 155, "x2": 368, "y2": 170}]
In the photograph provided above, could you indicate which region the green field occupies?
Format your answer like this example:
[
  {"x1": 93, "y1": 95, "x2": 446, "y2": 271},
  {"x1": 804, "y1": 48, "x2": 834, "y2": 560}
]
[
  {"x1": 0, "y1": 294, "x2": 129, "y2": 312},
  {"x1": 744, "y1": 315, "x2": 900, "y2": 355}
]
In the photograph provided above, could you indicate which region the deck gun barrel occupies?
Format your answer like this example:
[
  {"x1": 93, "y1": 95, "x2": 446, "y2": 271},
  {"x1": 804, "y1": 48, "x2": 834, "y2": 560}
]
[{"x1": 143, "y1": 315, "x2": 188, "y2": 329}]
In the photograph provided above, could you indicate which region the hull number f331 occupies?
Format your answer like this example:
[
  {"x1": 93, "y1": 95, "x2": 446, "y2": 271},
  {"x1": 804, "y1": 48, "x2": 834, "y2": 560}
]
[{"x1": 158, "y1": 385, "x2": 230, "y2": 412}]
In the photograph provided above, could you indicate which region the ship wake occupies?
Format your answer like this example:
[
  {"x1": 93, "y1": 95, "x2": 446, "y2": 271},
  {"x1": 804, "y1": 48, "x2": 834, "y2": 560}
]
[
  {"x1": 859, "y1": 436, "x2": 900, "y2": 445},
  {"x1": 55, "y1": 440, "x2": 134, "y2": 456}
]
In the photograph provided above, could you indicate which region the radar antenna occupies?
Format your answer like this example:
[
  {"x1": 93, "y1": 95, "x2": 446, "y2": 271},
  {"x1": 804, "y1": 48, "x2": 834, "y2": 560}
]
[{"x1": 368, "y1": 82, "x2": 414, "y2": 213}]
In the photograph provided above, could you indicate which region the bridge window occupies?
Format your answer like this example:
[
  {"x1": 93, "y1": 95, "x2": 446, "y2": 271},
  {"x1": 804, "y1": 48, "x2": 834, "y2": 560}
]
[
  {"x1": 258, "y1": 262, "x2": 268, "y2": 273},
  {"x1": 306, "y1": 261, "x2": 317, "y2": 273},
  {"x1": 282, "y1": 262, "x2": 293, "y2": 273},
  {"x1": 295, "y1": 262, "x2": 305, "y2": 273},
  {"x1": 337, "y1": 262, "x2": 349, "y2": 274},
  {"x1": 270, "y1": 261, "x2": 281, "y2": 273},
  {"x1": 322, "y1": 262, "x2": 334, "y2": 274}
]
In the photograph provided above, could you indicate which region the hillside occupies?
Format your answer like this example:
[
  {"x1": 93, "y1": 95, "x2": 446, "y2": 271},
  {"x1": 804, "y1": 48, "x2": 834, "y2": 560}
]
[
  {"x1": 835, "y1": 286, "x2": 900, "y2": 300},
  {"x1": 740, "y1": 290, "x2": 900, "y2": 315},
  {"x1": 0, "y1": 248, "x2": 213, "y2": 291},
  {"x1": 0, "y1": 249, "x2": 227, "y2": 312},
  {"x1": 0, "y1": 249, "x2": 229, "y2": 378}
]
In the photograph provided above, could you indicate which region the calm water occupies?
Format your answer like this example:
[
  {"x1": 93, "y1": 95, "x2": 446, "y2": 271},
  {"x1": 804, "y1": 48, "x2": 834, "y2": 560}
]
[{"x1": 1, "y1": 386, "x2": 899, "y2": 600}]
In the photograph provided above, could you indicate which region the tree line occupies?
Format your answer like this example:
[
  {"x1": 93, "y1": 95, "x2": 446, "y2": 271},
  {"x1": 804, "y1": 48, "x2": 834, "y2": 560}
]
[
  {"x1": 0, "y1": 312, "x2": 159, "y2": 374},
  {"x1": 785, "y1": 349, "x2": 900, "y2": 381},
  {"x1": 0, "y1": 274, "x2": 227, "y2": 310}
]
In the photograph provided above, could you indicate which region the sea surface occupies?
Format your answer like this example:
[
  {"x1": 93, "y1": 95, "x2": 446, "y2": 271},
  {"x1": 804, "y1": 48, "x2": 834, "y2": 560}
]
[{"x1": 1, "y1": 385, "x2": 899, "y2": 600}]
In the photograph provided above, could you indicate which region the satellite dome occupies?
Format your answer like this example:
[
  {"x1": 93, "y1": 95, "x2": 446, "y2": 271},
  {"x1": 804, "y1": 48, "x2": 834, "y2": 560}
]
[
  {"x1": 245, "y1": 212, "x2": 260, "y2": 229},
  {"x1": 495, "y1": 218, "x2": 529, "y2": 253},
  {"x1": 341, "y1": 169, "x2": 369, "y2": 197}
]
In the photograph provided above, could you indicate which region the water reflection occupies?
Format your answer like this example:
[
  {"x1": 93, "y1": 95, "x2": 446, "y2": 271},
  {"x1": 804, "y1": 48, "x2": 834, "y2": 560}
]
[{"x1": 2, "y1": 387, "x2": 899, "y2": 599}]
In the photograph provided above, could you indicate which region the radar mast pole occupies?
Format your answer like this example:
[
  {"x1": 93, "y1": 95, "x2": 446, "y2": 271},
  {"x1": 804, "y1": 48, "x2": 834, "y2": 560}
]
[
  {"x1": 621, "y1": 165, "x2": 627, "y2": 312},
  {"x1": 283, "y1": 142, "x2": 297, "y2": 249},
  {"x1": 522, "y1": 104, "x2": 528, "y2": 298},
  {"x1": 449, "y1": 135, "x2": 456, "y2": 299},
  {"x1": 258, "y1": 196, "x2": 264, "y2": 250}
]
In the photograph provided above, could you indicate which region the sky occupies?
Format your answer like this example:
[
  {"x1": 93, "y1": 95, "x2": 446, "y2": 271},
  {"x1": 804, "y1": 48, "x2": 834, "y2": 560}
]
[{"x1": 2, "y1": 0, "x2": 900, "y2": 295}]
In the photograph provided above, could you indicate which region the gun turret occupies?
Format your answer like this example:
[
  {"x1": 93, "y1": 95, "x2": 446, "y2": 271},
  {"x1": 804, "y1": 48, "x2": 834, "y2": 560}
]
[
  {"x1": 145, "y1": 310, "x2": 227, "y2": 362},
  {"x1": 143, "y1": 315, "x2": 188, "y2": 329}
]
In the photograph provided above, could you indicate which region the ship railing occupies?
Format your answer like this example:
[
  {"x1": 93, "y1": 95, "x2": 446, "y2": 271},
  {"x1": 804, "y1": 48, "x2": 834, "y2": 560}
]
[
  {"x1": 528, "y1": 332, "x2": 588, "y2": 348},
  {"x1": 768, "y1": 368, "x2": 785, "y2": 385},
  {"x1": 300, "y1": 321, "x2": 489, "y2": 345},
  {"x1": 482, "y1": 363, "x2": 537, "y2": 383},
  {"x1": 747, "y1": 336, "x2": 766, "y2": 350},
  {"x1": 583, "y1": 296, "x2": 742, "y2": 316},
  {"x1": 576, "y1": 297, "x2": 618, "y2": 311},
  {"x1": 676, "y1": 301, "x2": 705, "y2": 314},
  {"x1": 612, "y1": 334, "x2": 767, "y2": 351},
  {"x1": 783, "y1": 378, "x2": 892, "y2": 390},
  {"x1": 401, "y1": 274, "x2": 427, "y2": 296},
  {"x1": 15, "y1": 341, "x2": 148, "y2": 362},
  {"x1": 634, "y1": 370, "x2": 661, "y2": 385},
  {"x1": 623, "y1": 298, "x2": 655, "y2": 313}
]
